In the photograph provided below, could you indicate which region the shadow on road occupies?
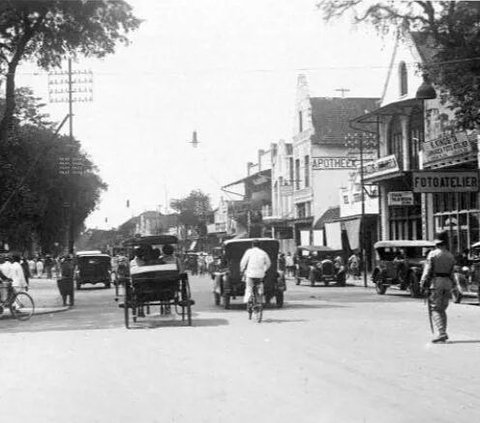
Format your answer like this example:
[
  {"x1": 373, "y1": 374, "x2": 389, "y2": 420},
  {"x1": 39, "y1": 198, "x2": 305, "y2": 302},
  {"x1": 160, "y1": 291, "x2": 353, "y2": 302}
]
[
  {"x1": 283, "y1": 302, "x2": 347, "y2": 310},
  {"x1": 447, "y1": 339, "x2": 480, "y2": 345},
  {"x1": 261, "y1": 318, "x2": 307, "y2": 324},
  {"x1": 129, "y1": 317, "x2": 229, "y2": 329}
]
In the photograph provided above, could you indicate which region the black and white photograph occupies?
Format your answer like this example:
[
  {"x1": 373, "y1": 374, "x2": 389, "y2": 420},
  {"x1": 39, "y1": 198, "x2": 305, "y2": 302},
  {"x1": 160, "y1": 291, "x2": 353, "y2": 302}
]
[{"x1": 1, "y1": 1, "x2": 480, "y2": 422}]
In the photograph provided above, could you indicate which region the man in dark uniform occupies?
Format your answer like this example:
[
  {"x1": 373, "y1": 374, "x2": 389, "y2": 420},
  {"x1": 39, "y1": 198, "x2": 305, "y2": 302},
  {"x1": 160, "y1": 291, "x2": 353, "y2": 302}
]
[{"x1": 420, "y1": 230, "x2": 456, "y2": 343}]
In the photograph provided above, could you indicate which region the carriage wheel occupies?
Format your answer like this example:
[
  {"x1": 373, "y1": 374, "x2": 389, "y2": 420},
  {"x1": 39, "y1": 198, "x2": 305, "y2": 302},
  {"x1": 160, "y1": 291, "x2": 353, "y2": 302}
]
[{"x1": 181, "y1": 279, "x2": 193, "y2": 326}]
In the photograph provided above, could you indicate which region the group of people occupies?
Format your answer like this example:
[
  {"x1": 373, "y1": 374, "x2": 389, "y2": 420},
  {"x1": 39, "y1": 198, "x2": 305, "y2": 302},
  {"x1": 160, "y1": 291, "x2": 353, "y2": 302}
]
[{"x1": 130, "y1": 243, "x2": 182, "y2": 272}]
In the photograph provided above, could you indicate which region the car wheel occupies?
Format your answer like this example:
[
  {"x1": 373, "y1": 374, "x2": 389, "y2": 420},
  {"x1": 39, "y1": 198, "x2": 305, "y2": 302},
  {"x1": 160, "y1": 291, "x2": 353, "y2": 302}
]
[
  {"x1": 223, "y1": 295, "x2": 230, "y2": 310},
  {"x1": 275, "y1": 291, "x2": 284, "y2": 308},
  {"x1": 408, "y1": 273, "x2": 421, "y2": 298},
  {"x1": 373, "y1": 272, "x2": 386, "y2": 295},
  {"x1": 452, "y1": 289, "x2": 463, "y2": 304}
]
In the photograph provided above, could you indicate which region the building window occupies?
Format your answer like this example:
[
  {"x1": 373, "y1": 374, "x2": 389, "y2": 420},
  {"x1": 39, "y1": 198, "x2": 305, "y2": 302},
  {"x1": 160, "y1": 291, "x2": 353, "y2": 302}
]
[
  {"x1": 296, "y1": 202, "x2": 306, "y2": 218},
  {"x1": 343, "y1": 195, "x2": 349, "y2": 204},
  {"x1": 295, "y1": 159, "x2": 300, "y2": 190},
  {"x1": 387, "y1": 116, "x2": 403, "y2": 169},
  {"x1": 298, "y1": 110, "x2": 303, "y2": 133},
  {"x1": 304, "y1": 155, "x2": 310, "y2": 187},
  {"x1": 305, "y1": 201, "x2": 311, "y2": 217},
  {"x1": 399, "y1": 61, "x2": 408, "y2": 96},
  {"x1": 409, "y1": 109, "x2": 423, "y2": 170},
  {"x1": 289, "y1": 157, "x2": 294, "y2": 186}
]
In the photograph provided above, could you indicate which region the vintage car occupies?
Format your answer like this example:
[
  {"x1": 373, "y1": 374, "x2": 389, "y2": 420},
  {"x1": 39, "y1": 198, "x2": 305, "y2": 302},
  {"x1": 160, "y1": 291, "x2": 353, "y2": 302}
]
[
  {"x1": 295, "y1": 246, "x2": 344, "y2": 287},
  {"x1": 371, "y1": 240, "x2": 436, "y2": 297},
  {"x1": 74, "y1": 251, "x2": 112, "y2": 289},
  {"x1": 453, "y1": 241, "x2": 480, "y2": 304},
  {"x1": 213, "y1": 238, "x2": 286, "y2": 309}
]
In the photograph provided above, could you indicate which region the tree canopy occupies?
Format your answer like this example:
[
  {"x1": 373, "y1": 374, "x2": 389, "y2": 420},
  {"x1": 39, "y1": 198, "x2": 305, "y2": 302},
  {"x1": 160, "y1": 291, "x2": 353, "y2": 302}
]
[
  {"x1": 170, "y1": 190, "x2": 212, "y2": 235},
  {"x1": 0, "y1": 0, "x2": 141, "y2": 140},
  {"x1": 0, "y1": 87, "x2": 106, "y2": 253},
  {"x1": 317, "y1": 0, "x2": 480, "y2": 129}
]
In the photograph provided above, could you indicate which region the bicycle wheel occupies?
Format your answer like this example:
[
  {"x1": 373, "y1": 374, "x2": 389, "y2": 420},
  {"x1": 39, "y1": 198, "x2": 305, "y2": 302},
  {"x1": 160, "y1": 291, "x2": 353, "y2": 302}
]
[{"x1": 10, "y1": 292, "x2": 35, "y2": 321}]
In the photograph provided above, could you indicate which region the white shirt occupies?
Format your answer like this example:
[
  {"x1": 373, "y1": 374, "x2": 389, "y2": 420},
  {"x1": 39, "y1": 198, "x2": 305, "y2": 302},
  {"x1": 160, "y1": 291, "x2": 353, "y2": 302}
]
[
  {"x1": 10, "y1": 262, "x2": 27, "y2": 289},
  {"x1": 240, "y1": 247, "x2": 271, "y2": 279},
  {"x1": 0, "y1": 261, "x2": 12, "y2": 279}
]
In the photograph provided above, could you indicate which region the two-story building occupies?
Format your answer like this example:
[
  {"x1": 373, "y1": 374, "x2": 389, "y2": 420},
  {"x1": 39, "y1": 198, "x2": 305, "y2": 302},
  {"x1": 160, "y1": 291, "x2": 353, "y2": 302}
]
[
  {"x1": 291, "y1": 74, "x2": 379, "y2": 245},
  {"x1": 352, "y1": 32, "x2": 479, "y2": 255}
]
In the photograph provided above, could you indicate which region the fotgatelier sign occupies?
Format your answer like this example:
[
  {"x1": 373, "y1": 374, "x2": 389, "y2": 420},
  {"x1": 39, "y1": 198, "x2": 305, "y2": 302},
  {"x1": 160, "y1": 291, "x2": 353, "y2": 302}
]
[{"x1": 412, "y1": 171, "x2": 480, "y2": 193}]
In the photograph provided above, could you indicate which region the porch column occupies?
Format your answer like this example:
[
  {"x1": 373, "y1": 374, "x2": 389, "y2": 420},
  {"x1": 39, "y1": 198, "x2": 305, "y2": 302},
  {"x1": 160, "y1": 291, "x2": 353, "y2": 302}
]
[{"x1": 400, "y1": 115, "x2": 410, "y2": 171}]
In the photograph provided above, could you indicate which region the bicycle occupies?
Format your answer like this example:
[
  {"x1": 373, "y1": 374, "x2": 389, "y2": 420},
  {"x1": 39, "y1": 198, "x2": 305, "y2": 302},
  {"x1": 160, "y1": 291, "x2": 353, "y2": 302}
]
[
  {"x1": 246, "y1": 278, "x2": 263, "y2": 323},
  {"x1": 0, "y1": 281, "x2": 35, "y2": 321}
]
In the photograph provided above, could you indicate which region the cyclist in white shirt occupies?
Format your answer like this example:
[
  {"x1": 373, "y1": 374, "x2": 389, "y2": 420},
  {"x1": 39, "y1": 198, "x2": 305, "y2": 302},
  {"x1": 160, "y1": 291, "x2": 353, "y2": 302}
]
[{"x1": 240, "y1": 239, "x2": 271, "y2": 303}]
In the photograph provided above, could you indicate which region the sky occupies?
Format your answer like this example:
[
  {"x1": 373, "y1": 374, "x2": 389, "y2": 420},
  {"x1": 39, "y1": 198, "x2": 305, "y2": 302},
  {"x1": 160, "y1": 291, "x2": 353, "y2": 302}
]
[{"x1": 17, "y1": 0, "x2": 394, "y2": 230}]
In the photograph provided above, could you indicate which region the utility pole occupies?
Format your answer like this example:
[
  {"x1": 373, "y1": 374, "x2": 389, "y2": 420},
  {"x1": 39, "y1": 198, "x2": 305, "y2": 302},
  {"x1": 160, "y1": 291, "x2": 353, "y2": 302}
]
[
  {"x1": 345, "y1": 132, "x2": 377, "y2": 288},
  {"x1": 49, "y1": 59, "x2": 93, "y2": 254}
]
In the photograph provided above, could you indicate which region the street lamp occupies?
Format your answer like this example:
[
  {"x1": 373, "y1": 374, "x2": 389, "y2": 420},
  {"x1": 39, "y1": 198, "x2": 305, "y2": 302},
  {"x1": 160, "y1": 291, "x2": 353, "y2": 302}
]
[
  {"x1": 345, "y1": 132, "x2": 378, "y2": 288},
  {"x1": 416, "y1": 73, "x2": 437, "y2": 100}
]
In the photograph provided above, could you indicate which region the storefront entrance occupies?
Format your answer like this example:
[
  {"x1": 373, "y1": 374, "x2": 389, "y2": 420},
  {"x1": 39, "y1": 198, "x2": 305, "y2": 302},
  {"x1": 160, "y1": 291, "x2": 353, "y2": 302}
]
[{"x1": 433, "y1": 192, "x2": 479, "y2": 254}]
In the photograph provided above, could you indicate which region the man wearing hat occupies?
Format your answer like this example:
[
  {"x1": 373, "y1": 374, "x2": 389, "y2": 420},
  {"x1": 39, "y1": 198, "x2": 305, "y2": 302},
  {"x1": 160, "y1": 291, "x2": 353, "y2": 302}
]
[{"x1": 420, "y1": 230, "x2": 456, "y2": 343}]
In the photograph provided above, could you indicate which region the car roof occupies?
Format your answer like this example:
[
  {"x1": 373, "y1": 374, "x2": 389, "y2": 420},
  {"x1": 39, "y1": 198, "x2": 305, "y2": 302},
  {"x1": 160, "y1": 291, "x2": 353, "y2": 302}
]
[
  {"x1": 123, "y1": 235, "x2": 178, "y2": 247},
  {"x1": 223, "y1": 238, "x2": 278, "y2": 246},
  {"x1": 297, "y1": 245, "x2": 336, "y2": 252},
  {"x1": 76, "y1": 252, "x2": 110, "y2": 258},
  {"x1": 374, "y1": 240, "x2": 436, "y2": 249}
]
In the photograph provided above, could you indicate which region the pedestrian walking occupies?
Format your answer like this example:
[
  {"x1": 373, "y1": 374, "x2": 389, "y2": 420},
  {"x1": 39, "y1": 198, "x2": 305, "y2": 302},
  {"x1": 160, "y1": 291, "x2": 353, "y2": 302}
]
[
  {"x1": 59, "y1": 255, "x2": 75, "y2": 306},
  {"x1": 285, "y1": 252, "x2": 294, "y2": 277},
  {"x1": 36, "y1": 258, "x2": 44, "y2": 278},
  {"x1": 21, "y1": 256, "x2": 30, "y2": 288},
  {"x1": 28, "y1": 257, "x2": 36, "y2": 277},
  {"x1": 420, "y1": 230, "x2": 456, "y2": 343}
]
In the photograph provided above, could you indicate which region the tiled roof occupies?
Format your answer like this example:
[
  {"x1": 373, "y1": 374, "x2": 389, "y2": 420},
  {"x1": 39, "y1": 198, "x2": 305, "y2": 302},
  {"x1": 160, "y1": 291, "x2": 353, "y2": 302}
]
[
  {"x1": 310, "y1": 97, "x2": 379, "y2": 145},
  {"x1": 313, "y1": 206, "x2": 340, "y2": 229},
  {"x1": 409, "y1": 31, "x2": 438, "y2": 64}
]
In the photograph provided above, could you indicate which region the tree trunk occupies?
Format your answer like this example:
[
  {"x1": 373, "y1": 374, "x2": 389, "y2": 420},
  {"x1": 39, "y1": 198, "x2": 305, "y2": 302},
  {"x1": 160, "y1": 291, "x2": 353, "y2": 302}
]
[{"x1": 0, "y1": 61, "x2": 18, "y2": 143}]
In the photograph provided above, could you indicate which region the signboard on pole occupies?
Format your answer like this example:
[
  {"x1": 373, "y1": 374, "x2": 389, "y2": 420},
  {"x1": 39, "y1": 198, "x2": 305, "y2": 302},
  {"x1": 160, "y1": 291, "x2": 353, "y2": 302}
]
[
  {"x1": 387, "y1": 191, "x2": 414, "y2": 206},
  {"x1": 363, "y1": 154, "x2": 400, "y2": 180},
  {"x1": 312, "y1": 157, "x2": 358, "y2": 170},
  {"x1": 412, "y1": 171, "x2": 480, "y2": 193}
]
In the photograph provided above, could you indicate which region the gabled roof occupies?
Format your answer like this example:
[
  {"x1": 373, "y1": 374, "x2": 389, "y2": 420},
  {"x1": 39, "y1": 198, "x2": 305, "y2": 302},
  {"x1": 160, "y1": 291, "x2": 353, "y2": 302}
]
[
  {"x1": 310, "y1": 97, "x2": 379, "y2": 144},
  {"x1": 409, "y1": 31, "x2": 439, "y2": 64},
  {"x1": 313, "y1": 206, "x2": 340, "y2": 229}
]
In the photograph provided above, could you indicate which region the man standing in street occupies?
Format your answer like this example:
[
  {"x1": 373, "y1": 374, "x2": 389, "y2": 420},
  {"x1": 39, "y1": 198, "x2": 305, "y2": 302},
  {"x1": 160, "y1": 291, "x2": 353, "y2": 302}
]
[
  {"x1": 240, "y1": 239, "x2": 271, "y2": 304},
  {"x1": 420, "y1": 230, "x2": 456, "y2": 343}
]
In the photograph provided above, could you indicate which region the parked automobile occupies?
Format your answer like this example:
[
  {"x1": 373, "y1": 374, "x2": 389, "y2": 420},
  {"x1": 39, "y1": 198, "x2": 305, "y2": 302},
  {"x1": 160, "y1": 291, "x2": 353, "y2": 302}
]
[
  {"x1": 74, "y1": 251, "x2": 112, "y2": 289},
  {"x1": 453, "y1": 241, "x2": 480, "y2": 304},
  {"x1": 213, "y1": 238, "x2": 286, "y2": 309},
  {"x1": 295, "y1": 246, "x2": 344, "y2": 287},
  {"x1": 371, "y1": 240, "x2": 436, "y2": 297}
]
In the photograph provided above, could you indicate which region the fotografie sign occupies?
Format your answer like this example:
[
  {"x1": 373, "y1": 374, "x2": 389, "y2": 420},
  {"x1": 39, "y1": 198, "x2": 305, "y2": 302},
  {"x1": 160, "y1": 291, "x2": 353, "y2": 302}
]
[
  {"x1": 412, "y1": 171, "x2": 479, "y2": 193},
  {"x1": 423, "y1": 132, "x2": 474, "y2": 165},
  {"x1": 387, "y1": 191, "x2": 414, "y2": 206},
  {"x1": 312, "y1": 157, "x2": 358, "y2": 170}
]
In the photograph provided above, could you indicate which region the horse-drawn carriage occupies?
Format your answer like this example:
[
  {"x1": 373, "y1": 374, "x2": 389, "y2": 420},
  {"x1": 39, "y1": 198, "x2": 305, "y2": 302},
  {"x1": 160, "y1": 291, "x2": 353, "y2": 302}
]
[{"x1": 116, "y1": 235, "x2": 194, "y2": 328}]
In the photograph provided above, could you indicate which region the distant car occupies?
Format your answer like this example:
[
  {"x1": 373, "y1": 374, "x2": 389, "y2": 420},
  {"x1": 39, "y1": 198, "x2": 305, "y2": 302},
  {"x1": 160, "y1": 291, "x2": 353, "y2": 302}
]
[
  {"x1": 295, "y1": 246, "x2": 344, "y2": 287},
  {"x1": 74, "y1": 252, "x2": 112, "y2": 290},
  {"x1": 371, "y1": 240, "x2": 436, "y2": 297}
]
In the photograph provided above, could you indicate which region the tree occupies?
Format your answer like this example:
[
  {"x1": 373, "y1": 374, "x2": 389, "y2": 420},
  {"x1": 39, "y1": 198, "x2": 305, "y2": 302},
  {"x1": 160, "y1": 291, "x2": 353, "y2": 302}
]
[
  {"x1": 317, "y1": 0, "x2": 480, "y2": 129},
  {"x1": 0, "y1": 0, "x2": 141, "y2": 141},
  {"x1": 0, "y1": 87, "x2": 107, "y2": 253},
  {"x1": 170, "y1": 190, "x2": 212, "y2": 236}
]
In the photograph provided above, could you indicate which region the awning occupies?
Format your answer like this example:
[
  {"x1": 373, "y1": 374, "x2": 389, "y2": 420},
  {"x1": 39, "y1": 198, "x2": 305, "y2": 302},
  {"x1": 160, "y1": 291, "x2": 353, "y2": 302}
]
[
  {"x1": 222, "y1": 169, "x2": 271, "y2": 189},
  {"x1": 351, "y1": 98, "x2": 421, "y2": 127},
  {"x1": 313, "y1": 206, "x2": 340, "y2": 229},
  {"x1": 344, "y1": 218, "x2": 361, "y2": 251}
]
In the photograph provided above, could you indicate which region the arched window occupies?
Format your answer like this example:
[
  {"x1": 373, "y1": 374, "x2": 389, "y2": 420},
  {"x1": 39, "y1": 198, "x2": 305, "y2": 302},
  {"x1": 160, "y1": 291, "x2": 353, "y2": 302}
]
[
  {"x1": 409, "y1": 108, "x2": 424, "y2": 169},
  {"x1": 399, "y1": 61, "x2": 408, "y2": 96}
]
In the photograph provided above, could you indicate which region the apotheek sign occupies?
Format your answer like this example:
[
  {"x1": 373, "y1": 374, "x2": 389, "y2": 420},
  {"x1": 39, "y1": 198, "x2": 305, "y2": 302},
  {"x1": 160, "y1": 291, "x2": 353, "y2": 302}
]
[
  {"x1": 412, "y1": 171, "x2": 479, "y2": 193},
  {"x1": 312, "y1": 157, "x2": 358, "y2": 170}
]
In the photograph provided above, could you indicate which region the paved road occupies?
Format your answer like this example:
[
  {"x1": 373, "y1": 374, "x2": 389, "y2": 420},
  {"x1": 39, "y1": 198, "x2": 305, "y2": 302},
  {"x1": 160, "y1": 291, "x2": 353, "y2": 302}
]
[{"x1": 1, "y1": 274, "x2": 479, "y2": 423}]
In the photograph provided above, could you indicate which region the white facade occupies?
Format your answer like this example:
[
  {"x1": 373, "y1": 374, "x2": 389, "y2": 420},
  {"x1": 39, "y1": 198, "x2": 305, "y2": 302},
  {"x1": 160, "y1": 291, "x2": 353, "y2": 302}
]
[{"x1": 270, "y1": 140, "x2": 294, "y2": 220}]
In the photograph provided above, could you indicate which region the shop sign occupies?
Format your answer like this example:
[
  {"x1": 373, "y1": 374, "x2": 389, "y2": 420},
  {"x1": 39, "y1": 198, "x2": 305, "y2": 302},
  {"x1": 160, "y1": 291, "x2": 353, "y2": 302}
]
[
  {"x1": 412, "y1": 171, "x2": 480, "y2": 193},
  {"x1": 312, "y1": 157, "x2": 358, "y2": 170},
  {"x1": 280, "y1": 184, "x2": 293, "y2": 195},
  {"x1": 363, "y1": 154, "x2": 400, "y2": 180},
  {"x1": 388, "y1": 191, "x2": 414, "y2": 206},
  {"x1": 423, "y1": 131, "x2": 474, "y2": 165}
]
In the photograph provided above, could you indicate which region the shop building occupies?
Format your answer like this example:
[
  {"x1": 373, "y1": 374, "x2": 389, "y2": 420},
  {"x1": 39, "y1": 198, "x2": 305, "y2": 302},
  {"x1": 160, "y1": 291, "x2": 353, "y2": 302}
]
[
  {"x1": 352, "y1": 32, "x2": 479, "y2": 255},
  {"x1": 291, "y1": 74, "x2": 378, "y2": 245}
]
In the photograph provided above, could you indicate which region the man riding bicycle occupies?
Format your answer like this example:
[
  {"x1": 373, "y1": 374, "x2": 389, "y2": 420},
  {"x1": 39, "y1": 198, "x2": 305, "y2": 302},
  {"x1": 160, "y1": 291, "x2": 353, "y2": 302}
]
[{"x1": 240, "y1": 239, "x2": 271, "y2": 304}]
